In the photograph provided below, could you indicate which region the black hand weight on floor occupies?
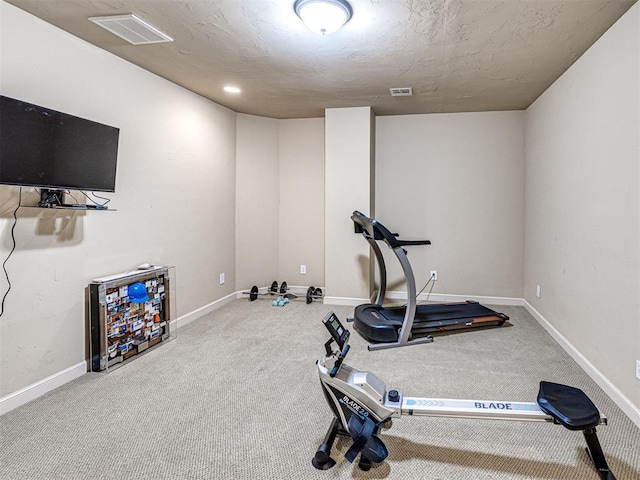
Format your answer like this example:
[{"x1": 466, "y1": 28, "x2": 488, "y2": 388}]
[
  {"x1": 306, "y1": 286, "x2": 314, "y2": 304},
  {"x1": 249, "y1": 286, "x2": 259, "y2": 301}
]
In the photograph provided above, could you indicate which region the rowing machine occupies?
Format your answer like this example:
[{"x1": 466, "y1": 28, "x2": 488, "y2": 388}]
[{"x1": 313, "y1": 312, "x2": 616, "y2": 479}]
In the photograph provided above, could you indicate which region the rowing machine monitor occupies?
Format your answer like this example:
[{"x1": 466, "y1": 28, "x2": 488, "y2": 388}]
[
  {"x1": 322, "y1": 312, "x2": 351, "y2": 377},
  {"x1": 323, "y1": 311, "x2": 350, "y2": 349}
]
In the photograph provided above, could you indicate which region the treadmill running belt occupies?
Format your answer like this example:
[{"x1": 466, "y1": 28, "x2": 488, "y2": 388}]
[{"x1": 393, "y1": 301, "x2": 501, "y2": 323}]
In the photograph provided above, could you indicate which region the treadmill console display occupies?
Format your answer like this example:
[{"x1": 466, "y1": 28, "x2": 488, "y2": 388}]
[{"x1": 322, "y1": 312, "x2": 350, "y2": 348}]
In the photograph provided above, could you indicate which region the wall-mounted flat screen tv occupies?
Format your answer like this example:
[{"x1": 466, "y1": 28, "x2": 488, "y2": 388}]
[{"x1": 0, "y1": 95, "x2": 119, "y2": 192}]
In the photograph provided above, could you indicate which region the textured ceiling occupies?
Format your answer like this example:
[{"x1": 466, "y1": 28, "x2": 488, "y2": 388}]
[{"x1": 5, "y1": 0, "x2": 637, "y2": 119}]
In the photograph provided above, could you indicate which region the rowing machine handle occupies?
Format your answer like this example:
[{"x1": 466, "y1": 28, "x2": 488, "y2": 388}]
[{"x1": 330, "y1": 344, "x2": 350, "y2": 377}]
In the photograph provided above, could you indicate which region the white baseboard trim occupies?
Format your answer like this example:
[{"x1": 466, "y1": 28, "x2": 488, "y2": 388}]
[
  {"x1": 523, "y1": 300, "x2": 640, "y2": 429},
  {"x1": 323, "y1": 292, "x2": 523, "y2": 309},
  {"x1": 323, "y1": 296, "x2": 369, "y2": 307},
  {"x1": 0, "y1": 361, "x2": 87, "y2": 416},
  {"x1": 384, "y1": 290, "x2": 524, "y2": 306},
  {"x1": 172, "y1": 291, "x2": 238, "y2": 330}
]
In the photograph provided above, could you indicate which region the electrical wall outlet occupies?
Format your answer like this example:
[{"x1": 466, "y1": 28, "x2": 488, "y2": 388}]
[
  {"x1": 636, "y1": 360, "x2": 640, "y2": 381},
  {"x1": 219, "y1": 273, "x2": 225, "y2": 285},
  {"x1": 430, "y1": 270, "x2": 438, "y2": 281},
  {"x1": 300, "y1": 264, "x2": 307, "y2": 275},
  {"x1": 536, "y1": 285, "x2": 541, "y2": 298}
]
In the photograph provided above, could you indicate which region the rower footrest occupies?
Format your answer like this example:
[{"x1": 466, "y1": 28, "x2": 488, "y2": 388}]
[
  {"x1": 345, "y1": 415, "x2": 388, "y2": 466},
  {"x1": 537, "y1": 381, "x2": 601, "y2": 431}
]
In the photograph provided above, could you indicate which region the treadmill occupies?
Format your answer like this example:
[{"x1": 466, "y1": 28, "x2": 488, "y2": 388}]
[{"x1": 351, "y1": 211, "x2": 509, "y2": 351}]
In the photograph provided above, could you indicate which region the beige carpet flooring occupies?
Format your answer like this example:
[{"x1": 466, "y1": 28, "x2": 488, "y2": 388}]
[{"x1": 1, "y1": 299, "x2": 639, "y2": 479}]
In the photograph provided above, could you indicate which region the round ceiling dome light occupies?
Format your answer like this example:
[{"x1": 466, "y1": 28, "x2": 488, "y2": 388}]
[{"x1": 294, "y1": 0, "x2": 353, "y2": 35}]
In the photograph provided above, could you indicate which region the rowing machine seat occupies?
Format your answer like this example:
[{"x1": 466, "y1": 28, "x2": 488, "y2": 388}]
[{"x1": 537, "y1": 381, "x2": 601, "y2": 431}]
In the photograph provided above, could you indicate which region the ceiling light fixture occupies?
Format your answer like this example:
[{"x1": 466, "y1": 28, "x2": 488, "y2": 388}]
[
  {"x1": 223, "y1": 86, "x2": 241, "y2": 94},
  {"x1": 294, "y1": 0, "x2": 353, "y2": 35}
]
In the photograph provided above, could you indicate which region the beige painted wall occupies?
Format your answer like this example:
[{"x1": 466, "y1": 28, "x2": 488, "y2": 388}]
[
  {"x1": 278, "y1": 119, "x2": 325, "y2": 288},
  {"x1": 235, "y1": 116, "x2": 325, "y2": 292},
  {"x1": 0, "y1": 3, "x2": 237, "y2": 396},
  {"x1": 325, "y1": 107, "x2": 375, "y2": 301},
  {"x1": 235, "y1": 115, "x2": 280, "y2": 290},
  {"x1": 524, "y1": 3, "x2": 639, "y2": 412},
  {"x1": 375, "y1": 111, "x2": 525, "y2": 299}
]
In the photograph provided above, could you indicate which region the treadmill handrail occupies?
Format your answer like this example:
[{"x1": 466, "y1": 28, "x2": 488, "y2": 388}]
[
  {"x1": 351, "y1": 210, "x2": 431, "y2": 349},
  {"x1": 397, "y1": 239, "x2": 432, "y2": 247},
  {"x1": 351, "y1": 211, "x2": 431, "y2": 250}
]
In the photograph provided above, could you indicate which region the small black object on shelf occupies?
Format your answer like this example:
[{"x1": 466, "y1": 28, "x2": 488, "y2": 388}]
[{"x1": 38, "y1": 188, "x2": 65, "y2": 207}]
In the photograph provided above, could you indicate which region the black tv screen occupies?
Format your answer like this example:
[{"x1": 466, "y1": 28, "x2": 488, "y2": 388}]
[{"x1": 0, "y1": 96, "x2": 119, "y2": 192}]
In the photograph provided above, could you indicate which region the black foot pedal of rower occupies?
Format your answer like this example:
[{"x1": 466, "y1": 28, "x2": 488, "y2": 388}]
[{"x1": 345, "y1": 415, "x2": 388, "y2": 468}]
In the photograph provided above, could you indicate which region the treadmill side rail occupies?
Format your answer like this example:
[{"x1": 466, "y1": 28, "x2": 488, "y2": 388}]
[{"x1": 368, "y1": 335, "x2": 434, "y2": 351}]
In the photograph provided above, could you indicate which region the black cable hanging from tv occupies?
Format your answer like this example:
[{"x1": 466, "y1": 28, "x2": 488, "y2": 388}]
[{"x1": 0, "y1": 188, "x2": 21, "y2": 318}]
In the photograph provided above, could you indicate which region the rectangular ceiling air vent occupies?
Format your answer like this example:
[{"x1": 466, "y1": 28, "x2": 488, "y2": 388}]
[
  {"x1": 89, "y1": 14, "x2": 173, "y2": 45},
  {"x1": 390, "y1": 87, "x2": 413, "y2": 97}
]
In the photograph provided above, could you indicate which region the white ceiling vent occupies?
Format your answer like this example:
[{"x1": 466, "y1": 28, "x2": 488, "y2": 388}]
[
  {"x1": 390, "y1": 87, "x2": 413, "y2": 97},
  {"x1": 89, "y1": 14, "x2": 173, "y2": 45}
]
